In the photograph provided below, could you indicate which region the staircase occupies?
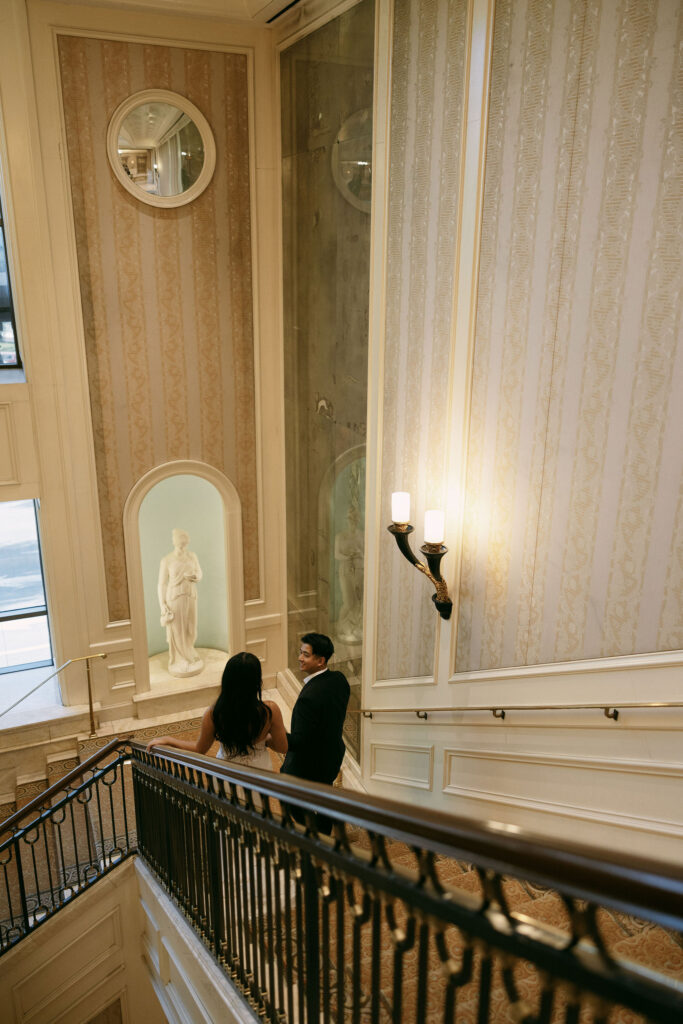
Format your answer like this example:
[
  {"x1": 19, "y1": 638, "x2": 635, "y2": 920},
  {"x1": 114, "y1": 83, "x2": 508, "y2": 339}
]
[
  {"x1": 345, "y1": 828, "x2": 683, "y2": 1022},
  {"x1": 2, "y1": 740, "x2": 682, "y2": 1024}
]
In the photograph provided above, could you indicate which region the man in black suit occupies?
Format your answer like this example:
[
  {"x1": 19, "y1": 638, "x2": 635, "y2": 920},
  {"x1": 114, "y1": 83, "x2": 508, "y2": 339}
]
[{"x1": 280, "y1": 633, "x2": 350, "y2": 832}]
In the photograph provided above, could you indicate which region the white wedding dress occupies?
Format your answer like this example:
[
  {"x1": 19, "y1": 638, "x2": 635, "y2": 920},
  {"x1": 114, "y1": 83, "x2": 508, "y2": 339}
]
[{"x1": 216, "y1": 740, "x2": 272, "y2": 771}]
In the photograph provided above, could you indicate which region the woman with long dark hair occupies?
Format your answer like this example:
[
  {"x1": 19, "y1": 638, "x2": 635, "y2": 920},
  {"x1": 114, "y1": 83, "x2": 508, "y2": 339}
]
[{"x1": 146, "y1": 651, "x2": 287, "y2": 768}]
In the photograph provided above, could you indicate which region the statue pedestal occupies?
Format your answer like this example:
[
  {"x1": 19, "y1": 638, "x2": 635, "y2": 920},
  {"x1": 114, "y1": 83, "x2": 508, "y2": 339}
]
[
  {"x1": 168, "y1": 658, "x2": 204, "y2": 678},
  {"x1": 148, "y1": 647, "x2": 227, "y2": 690}
]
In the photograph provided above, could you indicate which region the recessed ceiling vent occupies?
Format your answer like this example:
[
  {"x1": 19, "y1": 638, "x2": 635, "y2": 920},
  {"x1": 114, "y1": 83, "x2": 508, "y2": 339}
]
[
  {"x1": 266, "y1": 0, "x2": 302, "y2": 22},
  {"x1": 247, "y1": 0, "x2": 301, "y2": 23}
]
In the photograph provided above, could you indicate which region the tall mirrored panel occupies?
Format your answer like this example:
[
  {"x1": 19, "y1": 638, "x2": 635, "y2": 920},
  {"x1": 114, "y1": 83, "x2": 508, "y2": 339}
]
[{"x1": 281, "y1": 0, "x2": 375, "y2": 760}]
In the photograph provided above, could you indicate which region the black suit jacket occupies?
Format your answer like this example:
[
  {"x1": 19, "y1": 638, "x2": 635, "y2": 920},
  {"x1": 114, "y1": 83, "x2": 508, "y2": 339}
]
[{"x1": 281, "y1": 669, "x2": 350, "y2": 785}]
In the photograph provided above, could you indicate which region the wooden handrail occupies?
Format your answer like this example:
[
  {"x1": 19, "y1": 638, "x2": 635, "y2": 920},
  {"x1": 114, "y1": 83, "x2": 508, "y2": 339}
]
[
  {"x1": 350, "y1": 700, "x2": 683, "y2": 721},
  {"x1": 131, "y1": 741, "x2": 683, "y2": 934},
  {"x1": 0, "y1": 736, "x2": 122, "y2": 837}
]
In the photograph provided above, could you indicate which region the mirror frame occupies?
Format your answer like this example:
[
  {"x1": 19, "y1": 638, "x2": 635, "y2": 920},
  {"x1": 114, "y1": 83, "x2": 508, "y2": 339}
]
[{"x1": 106, "y1": 89, "x2": 216, "y2": 208}]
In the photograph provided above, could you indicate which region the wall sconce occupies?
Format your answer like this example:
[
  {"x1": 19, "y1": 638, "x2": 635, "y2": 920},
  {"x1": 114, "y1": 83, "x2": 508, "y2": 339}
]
[{"x1": 388, "y1": 492, "x2": 453, "y2": 619}]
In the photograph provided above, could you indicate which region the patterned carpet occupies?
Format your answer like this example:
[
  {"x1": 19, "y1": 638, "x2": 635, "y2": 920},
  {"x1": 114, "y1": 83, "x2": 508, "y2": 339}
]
[{"x1": 334, "y1": 831, "x2": 683, "y2": 1024}]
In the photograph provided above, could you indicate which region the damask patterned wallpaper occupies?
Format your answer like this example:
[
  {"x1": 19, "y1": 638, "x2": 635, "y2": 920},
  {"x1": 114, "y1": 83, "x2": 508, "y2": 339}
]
[
  {"x1": 58, "y1": 36, "x2": 259, "y2": 622},
  {"x1": 376, "y1": 0, "x2": 469, "y2": 680},
  {"x1": 456, "y1": 0, "x2": 683, "y2": 670}
]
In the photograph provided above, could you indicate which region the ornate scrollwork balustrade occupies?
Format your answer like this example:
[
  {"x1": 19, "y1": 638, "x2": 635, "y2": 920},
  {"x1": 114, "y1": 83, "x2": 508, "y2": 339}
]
[
  {"x1": 130, "y1": 743, "x2": 683, "y2": 1024},
  {"x1": 1, "y1": 738, "x2": 681, "y2": 1023}
]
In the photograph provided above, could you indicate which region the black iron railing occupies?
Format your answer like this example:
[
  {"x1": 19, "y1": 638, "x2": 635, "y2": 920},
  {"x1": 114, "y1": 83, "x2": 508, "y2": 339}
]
[
  {"x1": 130, "y1": 742, "x2": 683, "y2": 1024},
  {"x1": 1, "y1": 737, "x2": 682, "y2": 1022},
  {"x1": 0, "y1": 739, "x2": 134, "y2": 951}
]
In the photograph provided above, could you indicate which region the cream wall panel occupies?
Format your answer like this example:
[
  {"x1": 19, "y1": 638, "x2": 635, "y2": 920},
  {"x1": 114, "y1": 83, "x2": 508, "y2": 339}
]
[
  {"x1": 137, "y1": 859, "x2": 252, "y2": 1023},
  {"x1": 440, "y1": 743, "x2": 683, "y2": 863},
  {"x1": 245, "y1": 635, "x2": 267, "y2": 662},
  {"x1": 370, "y1": 741, "x2": 433, "y2": 788},
  {"x1": 442, "y1": 747, "x2": 683, "y2": 828},
  {"x1": 0, "y1": 391, "x2": 40, "y2": 495},
  {"x1": 0, "y1": 858, "x2": 163, "y2": 1024},
  {"x1": 457, "y1": 0, "x2": 683, "y2": 671},
  {"x1": 13, "y1": 909, "x2": 121, "y2": 1020},
  {"x1": 362, "y1": 710, "x2": 683, "y2": 859},
  {"x1": 245, "y1": 611, "x2": 282, "y2": 684},
  {"x1": 57, "y1": 34, "x2": 259, "y2": 622},
  {"x1": 8, "y1": 1, "x2": 286, "y2": 712},
  {"x1": 0, "y1": 402, "x2": 20, "y2": 485},
  {"x1": 448, "y1": 649, "x2": 683, "y2": 707},
  {"x1": 375, "y1": 0, "x2": 469, "y2": 680}
]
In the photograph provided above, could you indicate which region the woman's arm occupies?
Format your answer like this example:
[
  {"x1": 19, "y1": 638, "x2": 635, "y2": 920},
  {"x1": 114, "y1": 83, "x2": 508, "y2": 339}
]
[
  {"x1": 264, "y1": 701, "x2": 288, "y2": 754},
  {"x1": 146, "y1": 706, "x2": 216, "y2": 754}
]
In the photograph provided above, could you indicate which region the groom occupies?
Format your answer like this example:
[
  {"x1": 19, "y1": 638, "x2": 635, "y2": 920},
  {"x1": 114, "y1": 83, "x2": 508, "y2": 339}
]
[{"x1": 280, "y1": 632, "x2": 350, "y2": 830}]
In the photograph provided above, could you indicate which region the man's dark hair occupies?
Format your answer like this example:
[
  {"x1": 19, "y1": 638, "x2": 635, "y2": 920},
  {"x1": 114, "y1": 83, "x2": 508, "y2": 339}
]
[{"x1": 301, "y1": 632, "x2": 334, "y2": 662}]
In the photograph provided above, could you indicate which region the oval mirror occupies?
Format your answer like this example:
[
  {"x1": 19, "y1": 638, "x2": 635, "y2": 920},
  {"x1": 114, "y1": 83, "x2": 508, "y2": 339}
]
[
  {"x1": 331, "y1": 108, "x2": 372, "y2": 213},
  {"x1": 107, "y1": 89, "x2": 216, "y2": 208}
]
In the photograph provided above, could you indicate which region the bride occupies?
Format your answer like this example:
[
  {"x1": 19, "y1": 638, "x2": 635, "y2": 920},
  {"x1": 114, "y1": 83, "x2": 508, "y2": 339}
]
[{"x1": 146, "y1": 651, "x2": 287, "y2": 768}]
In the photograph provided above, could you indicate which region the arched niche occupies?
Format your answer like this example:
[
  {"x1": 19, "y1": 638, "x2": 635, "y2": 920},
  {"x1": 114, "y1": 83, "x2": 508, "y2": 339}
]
[{"x1": 123, "y1": 461, "x2": 245, "y2": 693}]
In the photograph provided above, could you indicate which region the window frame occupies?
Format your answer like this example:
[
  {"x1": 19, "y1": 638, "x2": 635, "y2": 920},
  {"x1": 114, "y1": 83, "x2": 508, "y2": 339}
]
[
  {"x1": 0, "y1": 499, "x2": 53, "y2": 675},
  {"x1": 0, "y1": 200, "x2": 22, "y2": 371}
]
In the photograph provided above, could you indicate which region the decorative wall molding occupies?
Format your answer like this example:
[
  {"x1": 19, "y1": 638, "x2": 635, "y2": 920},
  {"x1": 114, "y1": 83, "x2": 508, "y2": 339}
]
[
  {"x1": 0, "y1": 404, "x2": 19, "y2": 485},
  {"x1": 245, "y1": 637, "x2": 268, "y2": 663},
  {"x1": 440, "y1": 783, "x2": 683, "y2": 842},
  {"x1": 137, "y1": 858, "x2": 250, "y2": 1024},
  {"x1": 0, "y1": 858, "x2": 162, "y2": 1024},
  {"x1": 244, "y1": 610, "x2": 283, "y2": 628},
  {"x1": 440, "y1": 744, "x2": 683, "y2": 859},
  {"x1": 443, "y1": 746, "x2": 683, "y2": 781},
  {"x1": 369, "y1": 742, "x2": 433, "y2": 790},
  {"x1": 371, "y1": 675, "x2": 435, "y2": 690},
  {"x1": 276, "y1": 667, "x2": 301, "y2": 709},
  {"x1": 341, "y1": 750, "x2": 366, "y2": 792},
  {"x1": 449, "y1": 649, "x2": 683, "y2": 685},
  {"x1": 11, "y1": 908, "x2": 122, "y2": 1020}
]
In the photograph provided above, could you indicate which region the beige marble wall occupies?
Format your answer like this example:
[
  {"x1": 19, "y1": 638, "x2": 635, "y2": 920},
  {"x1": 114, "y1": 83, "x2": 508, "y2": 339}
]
[
  {"x1": 456, "y1": 0, "x2": 683, "y2": 670},
  {"x1": 376, "y1": 0, "x2": 468, "y2": 679},
  {"x1": 58, "y1": 36, "x2": 259, "y2": 622}
]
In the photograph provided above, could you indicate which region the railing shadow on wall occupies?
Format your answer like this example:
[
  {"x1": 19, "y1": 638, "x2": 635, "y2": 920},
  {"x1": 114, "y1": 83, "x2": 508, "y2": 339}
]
[{"x1": 1, "y1": 740, "x2": 682, "y2": 1024}]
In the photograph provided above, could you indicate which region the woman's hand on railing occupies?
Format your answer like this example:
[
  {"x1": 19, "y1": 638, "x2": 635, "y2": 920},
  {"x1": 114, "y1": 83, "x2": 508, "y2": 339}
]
[{"x1": 146, "y1": 735, "x2": 178, "y2": 752}]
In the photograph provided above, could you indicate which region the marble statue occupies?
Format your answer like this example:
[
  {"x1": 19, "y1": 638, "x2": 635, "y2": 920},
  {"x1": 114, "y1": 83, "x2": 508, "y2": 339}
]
[
  {"x1": 334, "y1": 504, "x2": 364, "y2": 644},
  {"x1": 158, "y1": 529, "x2": 204, "y2": 677}
]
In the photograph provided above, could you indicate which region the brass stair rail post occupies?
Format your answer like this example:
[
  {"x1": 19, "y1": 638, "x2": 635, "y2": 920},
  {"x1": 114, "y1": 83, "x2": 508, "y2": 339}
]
[
  {"x1": 84, "y1": 654, "x2": 101, "y2": 737},
  {"x1": 0, "y1": 652, "x2": 106, "y2": 729}
]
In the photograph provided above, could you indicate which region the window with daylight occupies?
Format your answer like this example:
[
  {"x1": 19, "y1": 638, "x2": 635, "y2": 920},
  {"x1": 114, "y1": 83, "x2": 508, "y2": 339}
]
[
  {"x1": 0, "y1": 198, "x2": 21, "y2": 369},
  {"x1": 0, "y1": 500, "x2": 52, "y2": 674}
]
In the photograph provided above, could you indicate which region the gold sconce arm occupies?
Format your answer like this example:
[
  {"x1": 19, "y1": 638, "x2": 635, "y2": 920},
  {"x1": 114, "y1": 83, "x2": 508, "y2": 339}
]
[{"x1": 387, "y1": 523, "x2": 453, "y2": 619}]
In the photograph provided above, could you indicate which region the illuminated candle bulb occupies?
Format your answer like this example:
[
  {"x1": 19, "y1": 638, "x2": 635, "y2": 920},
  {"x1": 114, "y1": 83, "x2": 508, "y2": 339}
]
[
  {"x1": 424, "y1": 510, "x2": 444, "y2": 544},
  {"x1": 391, "y1": 491, "x2": 411, "y2": 523}
]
